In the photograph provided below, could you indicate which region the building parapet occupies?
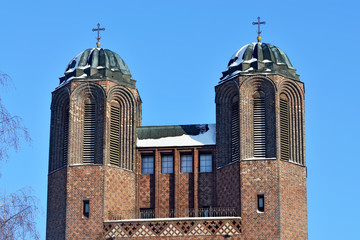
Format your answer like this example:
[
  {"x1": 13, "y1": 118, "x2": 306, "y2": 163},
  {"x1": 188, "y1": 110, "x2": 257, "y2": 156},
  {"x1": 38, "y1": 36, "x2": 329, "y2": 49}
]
[{"x1": 103, "y1": 217, "x2": 242, "y2": 239}]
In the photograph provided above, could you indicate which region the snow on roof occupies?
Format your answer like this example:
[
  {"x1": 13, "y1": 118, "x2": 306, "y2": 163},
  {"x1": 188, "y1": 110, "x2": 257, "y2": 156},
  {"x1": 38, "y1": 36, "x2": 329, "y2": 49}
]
[{"x1": 137, "y1": 124, "x2": 216, "y2": 148}]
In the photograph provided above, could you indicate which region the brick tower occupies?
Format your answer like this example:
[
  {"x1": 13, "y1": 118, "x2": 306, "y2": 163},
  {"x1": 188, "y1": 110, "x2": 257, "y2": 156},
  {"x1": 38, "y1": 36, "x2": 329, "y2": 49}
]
[
  {"x1": 215, "y1": 40, "x2": 307, "y2": 239},
  {"x1": 46, "y1": 29, "x2": 307, "y2": 239},
  {"x1": 46, "y1": 46, "x2": 142, "y2": 239}
]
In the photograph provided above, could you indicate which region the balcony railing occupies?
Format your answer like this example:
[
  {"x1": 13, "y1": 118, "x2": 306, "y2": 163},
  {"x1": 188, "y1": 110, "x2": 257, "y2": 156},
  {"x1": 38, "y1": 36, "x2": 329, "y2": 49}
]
[{"x1": 108, "y1": 207, "x2": 238, "y2": 220}]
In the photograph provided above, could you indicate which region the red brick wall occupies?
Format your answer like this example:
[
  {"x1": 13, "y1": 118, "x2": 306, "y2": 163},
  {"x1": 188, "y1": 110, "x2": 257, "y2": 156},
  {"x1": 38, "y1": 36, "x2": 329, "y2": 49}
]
[
  {"x1": 240, "y1": 159, "x2": 280, "y2": 239},
  {"x1": 46, "y1": 168, "x2": 67, "y2": 240},
  {"x1": 216, "y1": 162, "x2": 240, "y2": 211},
  {"x1": 198, "y1": 172, "x2": 215, "y2": 207},
  {"x1": 157, "y1": 173, "x2": 175, "y2": 216},
  {"x1": 104, "y1": 166, "x2": 136, "y2": 220},
  {"x1": 279, "y1": 161, "x2": 308, "y2": 239},
  {"x1": 175, "y1": 173, "x2": 194, "y2": 216},
  {"x1": 138, "y1": 174, "x2": 155, "y2": 209},
  {"x1": 65, "y1": 165, "x2": 104, "y2": 239}
]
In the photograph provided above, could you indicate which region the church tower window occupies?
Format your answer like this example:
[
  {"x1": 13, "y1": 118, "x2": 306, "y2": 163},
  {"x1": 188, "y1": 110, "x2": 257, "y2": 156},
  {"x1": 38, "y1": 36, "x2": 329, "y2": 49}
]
[
  {"x1": 253, "y1": 91, "x2": 266, "y2": 157},
  {"x1": 257, "y1": 194, "x2": 264, "y2": 212},
  {"x1": 231, "y1": 98, "x2": 240, "y2": 162},
  {"x1": 110, "y1": 101, "x2": 121, "y2": 166},
  {"x1": 83, "y1": 98, "x2": 96, "y2": 163},
  {"x1": 63, "y1": 106, "x2": 69, "y2": 166},
  {"x1": 83, "y1": 200, "x2": 90, "y2": 218},
  {"x1": 280, "y1": 94, "x2": 290, "y2": 160}
]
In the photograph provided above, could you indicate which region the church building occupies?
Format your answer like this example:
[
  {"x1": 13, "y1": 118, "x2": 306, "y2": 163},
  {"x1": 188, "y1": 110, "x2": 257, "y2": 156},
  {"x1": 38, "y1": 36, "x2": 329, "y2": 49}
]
[{"x1": 46, "y1": 21, "x2": 307, "y2": 239}]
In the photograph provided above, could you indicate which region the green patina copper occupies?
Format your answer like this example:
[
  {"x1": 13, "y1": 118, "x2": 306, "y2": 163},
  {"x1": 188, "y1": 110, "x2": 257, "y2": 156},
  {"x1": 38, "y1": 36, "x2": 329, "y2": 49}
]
[
  {"x1": 60, "y1": 48, "x2": 135, "y2": 87},
  {"x1": 221, "y1": 42, "x2": 299, "y2": 81}
]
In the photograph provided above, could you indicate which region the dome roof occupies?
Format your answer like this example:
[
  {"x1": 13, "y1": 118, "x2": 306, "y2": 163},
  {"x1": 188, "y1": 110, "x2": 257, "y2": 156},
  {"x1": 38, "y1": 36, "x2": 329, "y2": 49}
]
[
  {"x1": 60, "y1": 48, "x2": 134, "y2": 86},
  {"x1": 220, "y1": 42, "x2": 299, "y2": 82}
]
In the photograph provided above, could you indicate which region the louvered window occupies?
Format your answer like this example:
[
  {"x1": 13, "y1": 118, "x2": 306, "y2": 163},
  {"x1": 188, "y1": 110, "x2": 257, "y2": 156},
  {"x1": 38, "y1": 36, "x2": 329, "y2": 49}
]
[
  {"x1": 253, "y1": 97, "x2": 266, "y2": 157},
  {"x1": 63, "y1": 108, "x2": 69, "y2": 166},
  {"x1": 231, "y1": 102, "x2": 240, "y2": 161},
  {"x1": 280, "y1": 96, "x2": 290, "y2": 160},
  {"x1": 83, "y1": 102, "x2": 96, "y2": 163},
  {"x1": 110, "y1": 104, "x2": 120, "y2": 166}
]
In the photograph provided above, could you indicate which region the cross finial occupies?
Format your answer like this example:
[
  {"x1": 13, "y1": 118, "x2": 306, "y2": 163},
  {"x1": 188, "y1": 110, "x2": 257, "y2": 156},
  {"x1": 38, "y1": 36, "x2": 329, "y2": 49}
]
[
  {"x1": 92, "y1": 23, "x2": 105, "y2": 48},
  {"x1": 252, "y1": 17, "x2": 266, "y2": 42}
]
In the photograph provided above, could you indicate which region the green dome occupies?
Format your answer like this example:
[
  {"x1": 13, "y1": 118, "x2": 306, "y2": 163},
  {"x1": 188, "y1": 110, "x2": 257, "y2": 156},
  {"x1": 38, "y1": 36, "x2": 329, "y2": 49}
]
[
  {"x1": 221, "y1": 42, "x2": 299, "y2": 82},
  {"x1": 60, "y1": 48, "x2": 134, "y2": 86}
]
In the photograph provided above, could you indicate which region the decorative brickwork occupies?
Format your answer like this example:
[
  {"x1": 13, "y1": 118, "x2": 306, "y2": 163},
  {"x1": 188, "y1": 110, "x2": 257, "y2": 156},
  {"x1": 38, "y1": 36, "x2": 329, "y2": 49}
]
[
  {"x1": 240, "y1": 159, "x2": 280, "y2": 239},
  {"x1": 279, "y1": 161, "x2": 307, "y2": 239},
  {"x1": 46, "y1": 168, "x2": 67, "y2": 240},
  {"x1": 216, "y1": 162, "x2": 240, "y2": 213},
  {"x1": 103, "y1": 217, "x2": 242, "y2": 239},
  {"x1": 157, "y1": 174, "x2": 175, "y2": 216},
  {"x1": 198, "y1": 173, "x2": 215, "y2": 207},
  {"x1": 138, "y1": 174, "x2": 155, "y2": 209},
  {"x1": 65, "y1": 165, "x2": 105, "y2": 239},
  {"x1": 104, "y1": 166, "x2": 136, "y2": 220}
]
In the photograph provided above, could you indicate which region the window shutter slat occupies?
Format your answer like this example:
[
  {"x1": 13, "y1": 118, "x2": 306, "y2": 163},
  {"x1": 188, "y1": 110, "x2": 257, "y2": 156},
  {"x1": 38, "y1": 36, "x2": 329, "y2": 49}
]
[
  {"x1": 231, "y1": 102, "x2": 240, "y2": 161},
  {"x1": 110, "y1": 105, "x2": 120, "y2": 166},
  {"x1": 63, "y1": 109, "x2": 69, "y2": 166},
  {"x1": 280, "y1": 99, "x2": 290, "y2": 160},
  {"x1": 83, "y1": 103, "x2": 95, "y2": 163},
  {"x1": 253, "y1": 98, "x2": 266, "y2": 157}
]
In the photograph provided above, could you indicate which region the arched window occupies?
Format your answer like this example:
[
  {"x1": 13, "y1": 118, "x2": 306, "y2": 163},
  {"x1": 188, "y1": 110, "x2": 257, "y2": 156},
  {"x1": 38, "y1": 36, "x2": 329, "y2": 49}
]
[
  {"x1": 231, "y1": 97, "x2": 240, "y2": 162},
  {"x1": 83, "y1": 98, "x2": 96, "y2": 163},
  {"x1": 63, "y1": 106, "x2": 69, "y2": 166},
  {"x1": 110, "y1": 101, "x2": 120, "y2": 166},
  {"x1": 253, "y1": 91, "x2": 266, "y2": 157},
  {"x1": 280, "y1": 94, "x2": 290, "y2": 160}
]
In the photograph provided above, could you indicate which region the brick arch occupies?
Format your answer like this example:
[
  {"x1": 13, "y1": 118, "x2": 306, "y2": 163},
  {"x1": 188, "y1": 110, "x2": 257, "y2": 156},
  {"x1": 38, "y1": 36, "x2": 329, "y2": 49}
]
[
  {"x1": 107, "y1": 86, "x2": 138, "y2": 171},
  {"x1": 49, "y1": 86, "x2": 70, "y2": 172},
  {"x1": 215, "y1": 80, "x2": 240, "y2": 167},
  {"x1": 239, "y1": 76, "x2": 277, "y2": 159},
  {"x1": 69, "y1": 83, "x2": 106, "y2": 165},
  {"x1": 278, "y1": 80, "x2": 305, "y2": 165}
]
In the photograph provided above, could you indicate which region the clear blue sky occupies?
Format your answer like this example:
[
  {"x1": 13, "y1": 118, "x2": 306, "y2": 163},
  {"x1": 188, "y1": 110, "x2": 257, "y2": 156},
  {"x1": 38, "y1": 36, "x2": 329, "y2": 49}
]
[{"x1": 0, "y1": 0, "x2": 359, "y2": 239}]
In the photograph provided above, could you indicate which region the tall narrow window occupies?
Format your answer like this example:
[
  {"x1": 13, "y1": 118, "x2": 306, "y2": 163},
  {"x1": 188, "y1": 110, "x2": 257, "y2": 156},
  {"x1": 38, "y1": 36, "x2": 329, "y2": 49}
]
[
  {"x1": 110, "y1": 102, "x2": 120, "y2": 166},
  {"x1": 142, "y1": 155, "x2": 154, "y2": 174},
  {"x1": 231, "y1": 99, "x2": 240, "y2": 162},
  {"x1": 83, "y1": 99, "x2": 96, "y2": 163},
  {"x1": 63, "y1": 107, "x2": 69, "y2": 166},
  {"x1": 257, "y1": 194, "x2": 264, "y2": 212},
  {"x1": 280, "y1": 94, "x2": 290, "y2": 160},
  {"x1": 200, "y1": 154, "x2": 212, "y2": 173},
  {"x1": 83, "y1": 200, "x2": 90, "y2": 218},
  {"x1": 253, "y1": 92, "x2": 266, "y2": 157},
  {"x1": 161, "y1": 155, "x2": 173, "y2": 174},
  {"x1": 181, "y1": 154, "x2": 193, "y2": 173}
]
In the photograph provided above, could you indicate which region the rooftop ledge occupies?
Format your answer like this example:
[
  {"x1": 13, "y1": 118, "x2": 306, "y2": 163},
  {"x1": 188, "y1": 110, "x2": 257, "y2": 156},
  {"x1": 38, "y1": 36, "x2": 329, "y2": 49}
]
[{"x1": 104, "y1": 216, "x2": 241, "y2": 223}]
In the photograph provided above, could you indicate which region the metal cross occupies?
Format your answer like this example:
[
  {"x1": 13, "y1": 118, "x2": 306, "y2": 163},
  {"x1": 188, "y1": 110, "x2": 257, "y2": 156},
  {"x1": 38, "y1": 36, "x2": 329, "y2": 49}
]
[
  {"x1": 92, "y1": 23, "x2": 105, "y2": 42},
  {"x1": 252, "y1": 17, "x2": 266, "y2": 39}
]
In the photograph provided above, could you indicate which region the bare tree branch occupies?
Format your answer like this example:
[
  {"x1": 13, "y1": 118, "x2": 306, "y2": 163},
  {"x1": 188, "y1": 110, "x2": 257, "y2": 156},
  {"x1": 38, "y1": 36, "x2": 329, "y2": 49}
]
[
  {"x1": 0, "y1": 187, "x2": 40, "y2": 240},
  {"x1": 0, "y1": 72, "x2": 31, "y2": 163},
  {"x1": 0, "y1": 72, "x2": 38, "y2": 240}
]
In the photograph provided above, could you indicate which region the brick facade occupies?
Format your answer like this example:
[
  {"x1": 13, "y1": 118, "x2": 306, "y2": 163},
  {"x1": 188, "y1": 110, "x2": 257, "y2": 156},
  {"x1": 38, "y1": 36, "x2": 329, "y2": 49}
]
[
  {"x1": 46, "y1": 168, "x2": 66, "y2": 240},
  {"x1": 47, "y1": 45, "x2": 307, "y2": 239}
]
